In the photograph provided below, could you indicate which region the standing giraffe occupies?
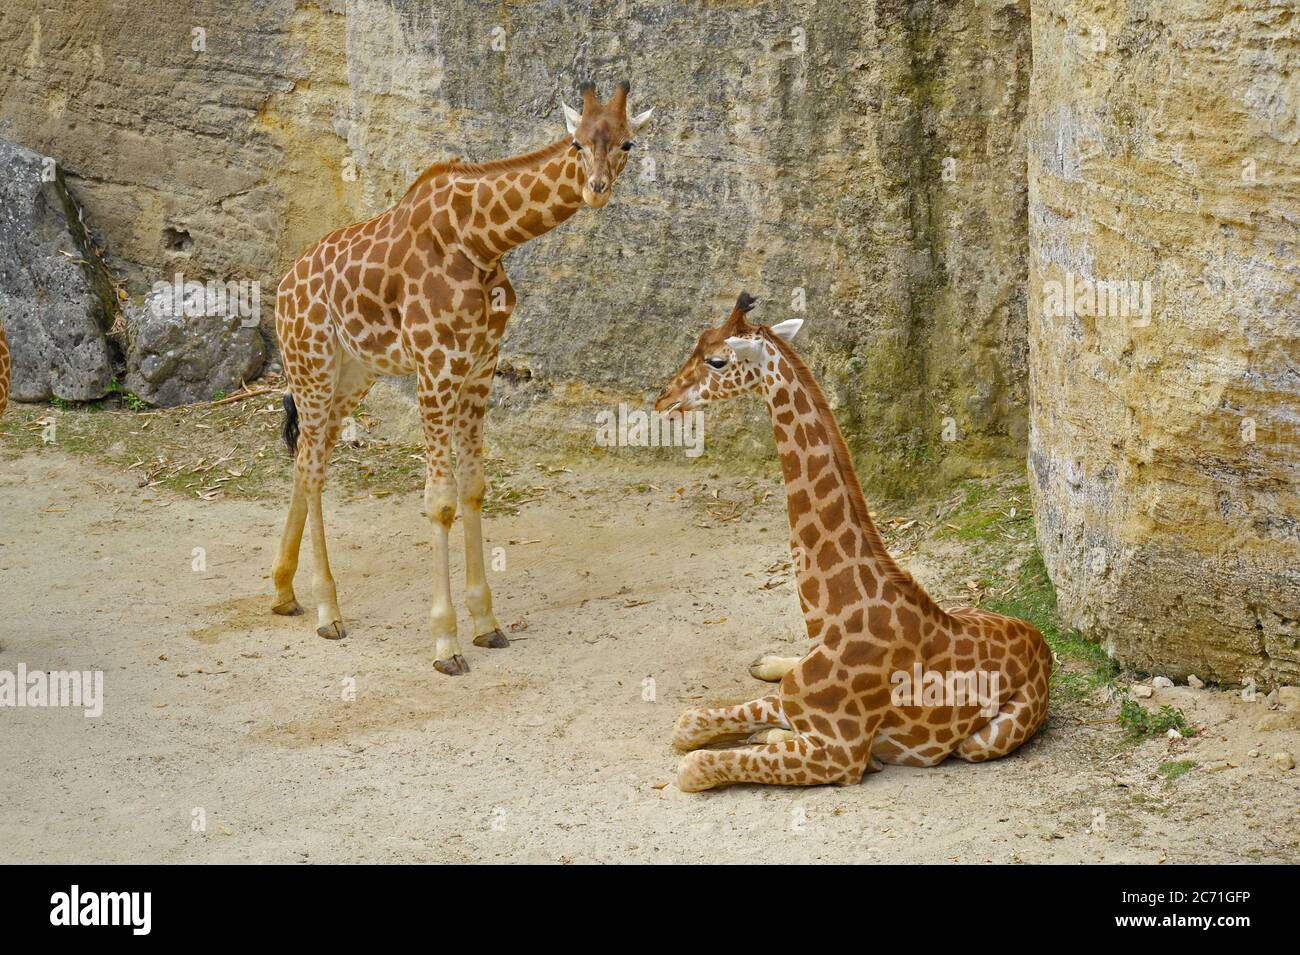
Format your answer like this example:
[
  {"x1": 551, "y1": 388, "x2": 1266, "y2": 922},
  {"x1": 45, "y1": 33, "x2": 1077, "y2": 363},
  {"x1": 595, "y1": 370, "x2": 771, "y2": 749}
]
[
  {"x1": 653, "y1": 293, "x2": 1052, "y2": 790},
  {"x1": 272, "y1": 81, "x2": 653, "y2": 676}
]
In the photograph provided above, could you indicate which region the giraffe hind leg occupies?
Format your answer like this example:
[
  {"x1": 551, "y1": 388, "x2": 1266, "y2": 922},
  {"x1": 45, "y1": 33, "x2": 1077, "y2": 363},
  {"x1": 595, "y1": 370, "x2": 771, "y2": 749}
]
[{"x1": 952, "y1": 684, "x2": 1046, "y2": 762}]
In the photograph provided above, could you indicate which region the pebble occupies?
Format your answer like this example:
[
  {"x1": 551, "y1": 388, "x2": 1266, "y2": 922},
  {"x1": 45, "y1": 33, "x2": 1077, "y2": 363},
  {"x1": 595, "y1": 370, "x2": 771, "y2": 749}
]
[
  {"x1": 1275, "y1": 752, "x2": 1295, "y2": 771},
  {"x1": 1248, "y1": 749, "x2": 1259, "y2": 758},
  {"x1": 1132, "y1": 684, "x2": 1154, "y2": 699},
  {"x1": 1152, "y1": 676, "x2": 1174, "y2": 688},
  {"x1": 1187, "y1": 674, "x2": 1205, "y2": 689}
]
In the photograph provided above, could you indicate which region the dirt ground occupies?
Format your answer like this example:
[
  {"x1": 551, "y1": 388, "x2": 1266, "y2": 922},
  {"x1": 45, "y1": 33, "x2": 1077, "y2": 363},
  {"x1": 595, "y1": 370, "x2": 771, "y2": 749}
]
[{"x1": 1, "y1": 404, "x2": 1298, "y2": 863}]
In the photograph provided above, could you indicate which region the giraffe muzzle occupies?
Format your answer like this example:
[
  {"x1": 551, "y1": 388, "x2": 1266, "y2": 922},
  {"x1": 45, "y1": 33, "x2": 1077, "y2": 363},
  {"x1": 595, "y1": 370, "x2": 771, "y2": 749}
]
[{"x1": 583, "y1": 178, "x2": 612, "y2": 207}]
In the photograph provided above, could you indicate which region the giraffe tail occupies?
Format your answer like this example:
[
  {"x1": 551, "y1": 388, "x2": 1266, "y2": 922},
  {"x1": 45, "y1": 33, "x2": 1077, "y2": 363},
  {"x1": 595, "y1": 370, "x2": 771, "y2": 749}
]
[{"x1": 281, "y1": 391, "x2": 299, "y2": 458}]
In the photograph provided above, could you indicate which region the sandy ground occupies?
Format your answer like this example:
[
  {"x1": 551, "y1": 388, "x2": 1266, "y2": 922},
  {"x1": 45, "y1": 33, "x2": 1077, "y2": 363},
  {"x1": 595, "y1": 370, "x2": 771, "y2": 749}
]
[{"x1": 1, "y1": 448, "x2": 1297, "y2": 864}]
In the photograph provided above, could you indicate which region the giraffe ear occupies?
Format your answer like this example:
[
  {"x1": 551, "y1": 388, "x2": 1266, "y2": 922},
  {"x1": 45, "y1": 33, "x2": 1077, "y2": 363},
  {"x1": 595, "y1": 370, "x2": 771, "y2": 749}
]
[
  {"x1": 630, "y1": 107, "x2": 654, "y2": 133},
  {"x1": 771, "y1": 318, "x2": 804, "y2": 343},
  {"x1": 726, "y1": 336, "x2": 764, "y2": 364},
  {"x1": 562, "y1": 101, "x2": 582, "y2": 135}
]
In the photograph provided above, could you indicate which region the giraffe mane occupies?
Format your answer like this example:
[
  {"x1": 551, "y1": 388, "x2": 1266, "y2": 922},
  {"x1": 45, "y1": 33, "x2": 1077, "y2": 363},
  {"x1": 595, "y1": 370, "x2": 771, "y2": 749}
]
[
  {"x1": 401, "y1": 136, "x2": 572, "y2": 201},
  {"x1": 762, "y1": 329, "x2": 949, "y2": 619}
]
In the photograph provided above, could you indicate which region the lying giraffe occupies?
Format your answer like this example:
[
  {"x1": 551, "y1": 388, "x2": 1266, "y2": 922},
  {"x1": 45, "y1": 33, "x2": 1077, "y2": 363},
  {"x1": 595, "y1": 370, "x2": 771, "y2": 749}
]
[
  {"x1": 272, "y1": 81, "x2": 652, "y2": 675},
  {"x1": 653, "y1": 293, "x2": 1052, "y2": 790}
]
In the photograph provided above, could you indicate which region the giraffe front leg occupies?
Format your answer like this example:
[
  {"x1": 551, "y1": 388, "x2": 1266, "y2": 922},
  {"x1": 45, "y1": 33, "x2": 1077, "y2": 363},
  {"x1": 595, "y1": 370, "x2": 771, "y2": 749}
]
[
  {"x1": 672, "y1": 695, "x2": 788, "y2": 751},
  {"x1": 425, "y1": 468, "x2": 467, "y2": 676},
  {"x1": 453, "y1": 372, "x2": 507, "y2": 651},
  {"x1": 417, "y1": 370, "x2": 469, "y2": 677},
  {"x1": 677, "y1": 736, "x2": 866, "y2": 792}
]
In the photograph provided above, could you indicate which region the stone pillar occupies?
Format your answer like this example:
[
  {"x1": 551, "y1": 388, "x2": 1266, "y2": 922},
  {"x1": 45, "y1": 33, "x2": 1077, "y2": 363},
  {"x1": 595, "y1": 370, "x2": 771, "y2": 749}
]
[{"x1": 1027, "y1": 0, "x2": 1300, "y2": 688}]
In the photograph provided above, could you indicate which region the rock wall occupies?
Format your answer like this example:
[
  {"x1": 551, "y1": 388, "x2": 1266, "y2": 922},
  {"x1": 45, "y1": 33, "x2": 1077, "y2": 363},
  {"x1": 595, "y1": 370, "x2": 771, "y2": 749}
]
[
  {"x1": 1027, "y1": 0, "x2": 1300, "y2": 687},
  {"x1": 0, "y1": 139, "x2": 118, "y2": 402},
  {"x1": 0, "y1": 0, "x2": 1031, "y2": 491}
]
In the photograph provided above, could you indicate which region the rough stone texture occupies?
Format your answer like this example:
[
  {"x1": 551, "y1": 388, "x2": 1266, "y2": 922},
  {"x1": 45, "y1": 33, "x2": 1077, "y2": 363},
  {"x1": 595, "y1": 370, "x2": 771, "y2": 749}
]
[
  {"x1": 122, "y1": 283, "x2": 266, "y2": 406},
  {"x1": 0, "y1": 137, "x2": 117, "y2": 401},
  {"x1": 0, "y1": 0, "x2": 1031, "y2": 491},
  {"x1": 1028, "y1": 1, "x2": 1300, "y2": 688}
]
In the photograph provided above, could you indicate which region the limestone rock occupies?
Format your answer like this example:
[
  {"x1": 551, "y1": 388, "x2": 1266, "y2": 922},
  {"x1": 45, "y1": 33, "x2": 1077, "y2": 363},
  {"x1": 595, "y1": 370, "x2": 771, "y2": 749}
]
[
  {"x1": 0, "y1": 139, "x2": 117, "y2": 402},
  {"x1": 122, "y1": 283, "x2": 265, "y2": 407},
  {"x1": 1274, "y1": 753, "x2": 1294, "y2": 772},
  {"x1": 1027, "y1": 0, "x2": 1300, "y2": 688}
]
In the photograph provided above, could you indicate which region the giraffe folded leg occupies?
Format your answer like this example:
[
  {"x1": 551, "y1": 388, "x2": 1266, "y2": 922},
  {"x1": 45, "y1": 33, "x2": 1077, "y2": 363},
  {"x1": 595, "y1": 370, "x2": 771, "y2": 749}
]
[
  {"x1": 672, "y1": 695, "x2": 788, "y2": 752},
  {"x1": 677, "y1": 736, "x2": 864, "y2": 792},
  {"x1": 952, "y1": 684, "x2": 1045, "y2": 762}
]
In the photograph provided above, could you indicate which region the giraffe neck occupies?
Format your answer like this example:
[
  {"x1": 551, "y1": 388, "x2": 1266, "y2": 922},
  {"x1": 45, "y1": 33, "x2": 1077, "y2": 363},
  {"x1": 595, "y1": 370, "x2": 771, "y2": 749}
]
[
  {"x1": 405, "y1": 137, "x2": 587, "y2": 267},
  {"x1": 760, "y1": 337, "x2": 939, "y2": 639}
]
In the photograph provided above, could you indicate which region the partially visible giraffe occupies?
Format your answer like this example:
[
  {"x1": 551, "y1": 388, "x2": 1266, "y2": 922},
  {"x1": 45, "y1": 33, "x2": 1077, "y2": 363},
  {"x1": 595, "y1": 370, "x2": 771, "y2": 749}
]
[
  {"x1": 0, "y1": 319, "x2": 9, "y2": 418},
  {"x1": 272, "y1": 81, "x2": 653, "y2": 675},
  {"x1": 653, "y1": 293, "x2": 1052, "y2": 790}
]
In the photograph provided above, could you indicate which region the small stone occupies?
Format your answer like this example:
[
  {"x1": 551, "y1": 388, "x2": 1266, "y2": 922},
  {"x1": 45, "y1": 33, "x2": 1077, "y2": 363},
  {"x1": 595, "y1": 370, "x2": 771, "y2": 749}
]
[
  {"x1": 1152, "y1": 676, "x2": 1174, "y2": 688},
  {"x1": 1132, "y1": 684, "x2": 1154, "y2": 699},
  {"x1": 1247, "y1": 749, "x2": 1259, "y2": 758},
  {"x1": 1166, "y1": 728, "x2": 1183, "y2": 740},
  {"x1": 1275, "y1": 752, "x2": 1295, "y2": 771},
  {"x1": 1187, "y1": 674, "x2": 1205, "y2": 689}
]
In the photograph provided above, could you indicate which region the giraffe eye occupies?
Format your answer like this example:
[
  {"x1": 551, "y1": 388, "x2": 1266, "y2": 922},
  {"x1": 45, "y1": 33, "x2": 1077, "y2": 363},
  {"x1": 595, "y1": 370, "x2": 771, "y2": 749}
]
[
  {"x1": 621, "y1": 141, "x2": 635, "y2": 151},
  {"x1": 572, "y1": 141, "x2": 583, "y2": 151},
  {"x1": 705, "y1": 356, "x2": 728, "y2": 370}
]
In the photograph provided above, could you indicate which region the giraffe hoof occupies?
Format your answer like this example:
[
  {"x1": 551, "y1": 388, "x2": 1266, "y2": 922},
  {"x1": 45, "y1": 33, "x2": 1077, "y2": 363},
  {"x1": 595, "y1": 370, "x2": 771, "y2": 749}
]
[
  {"x1": 316, "y1": 621, "x2": 347, "y2": 640},
  {"x1": 749, "y1": 654, "x2": 798, "y2": 682},
  {"x1": 676, "y1": 752, "x2": 714, "y2": 793},
  {"x1": 271, "y1": 599, "x2": 303, "y2": 616},
  {"x1": 746, "y1": 728, "x2": 797, "y2": 745},
  {"x1": 434, "y1": 654, "x2": 470, "y2": 676},
  {"x1": 472, "y1": 629, "x2": 509, "y2": 649}
]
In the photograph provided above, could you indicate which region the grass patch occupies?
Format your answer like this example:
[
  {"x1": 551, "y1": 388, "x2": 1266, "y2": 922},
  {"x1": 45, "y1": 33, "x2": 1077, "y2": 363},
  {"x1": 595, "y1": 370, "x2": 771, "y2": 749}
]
[
  {"x1": 1118, "y1": 695, "x2": 1196, "y2": 739},
  {"x1": 980, "y1": 550, "x2": 1119, "y2": 701},
  {"x1": 934, "y1": 481, "x2": 1033, "y2": 544},
  {"x1": 1157, "y1": 759, "x2": 1196, "y2": 782}
]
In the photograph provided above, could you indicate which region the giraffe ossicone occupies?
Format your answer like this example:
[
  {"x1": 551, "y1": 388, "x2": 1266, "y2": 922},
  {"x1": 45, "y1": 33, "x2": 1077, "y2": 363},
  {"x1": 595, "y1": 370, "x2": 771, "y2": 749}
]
[
  {"x1": 271, "y1": 80, "x2": 653, "y2": 675},
  {"x1": 654, "y1": 292, "x2": 1052, "y2": 790}
]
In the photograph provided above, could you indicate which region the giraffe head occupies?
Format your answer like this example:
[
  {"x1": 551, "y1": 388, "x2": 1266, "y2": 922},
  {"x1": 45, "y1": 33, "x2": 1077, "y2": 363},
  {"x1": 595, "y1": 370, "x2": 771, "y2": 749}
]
[
  {"x1": 561, "y1": 80, "x2": 653, "y2": 208},
  {"x1": 654, "y1": 292, "x2": 804, "y2": 412}
]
